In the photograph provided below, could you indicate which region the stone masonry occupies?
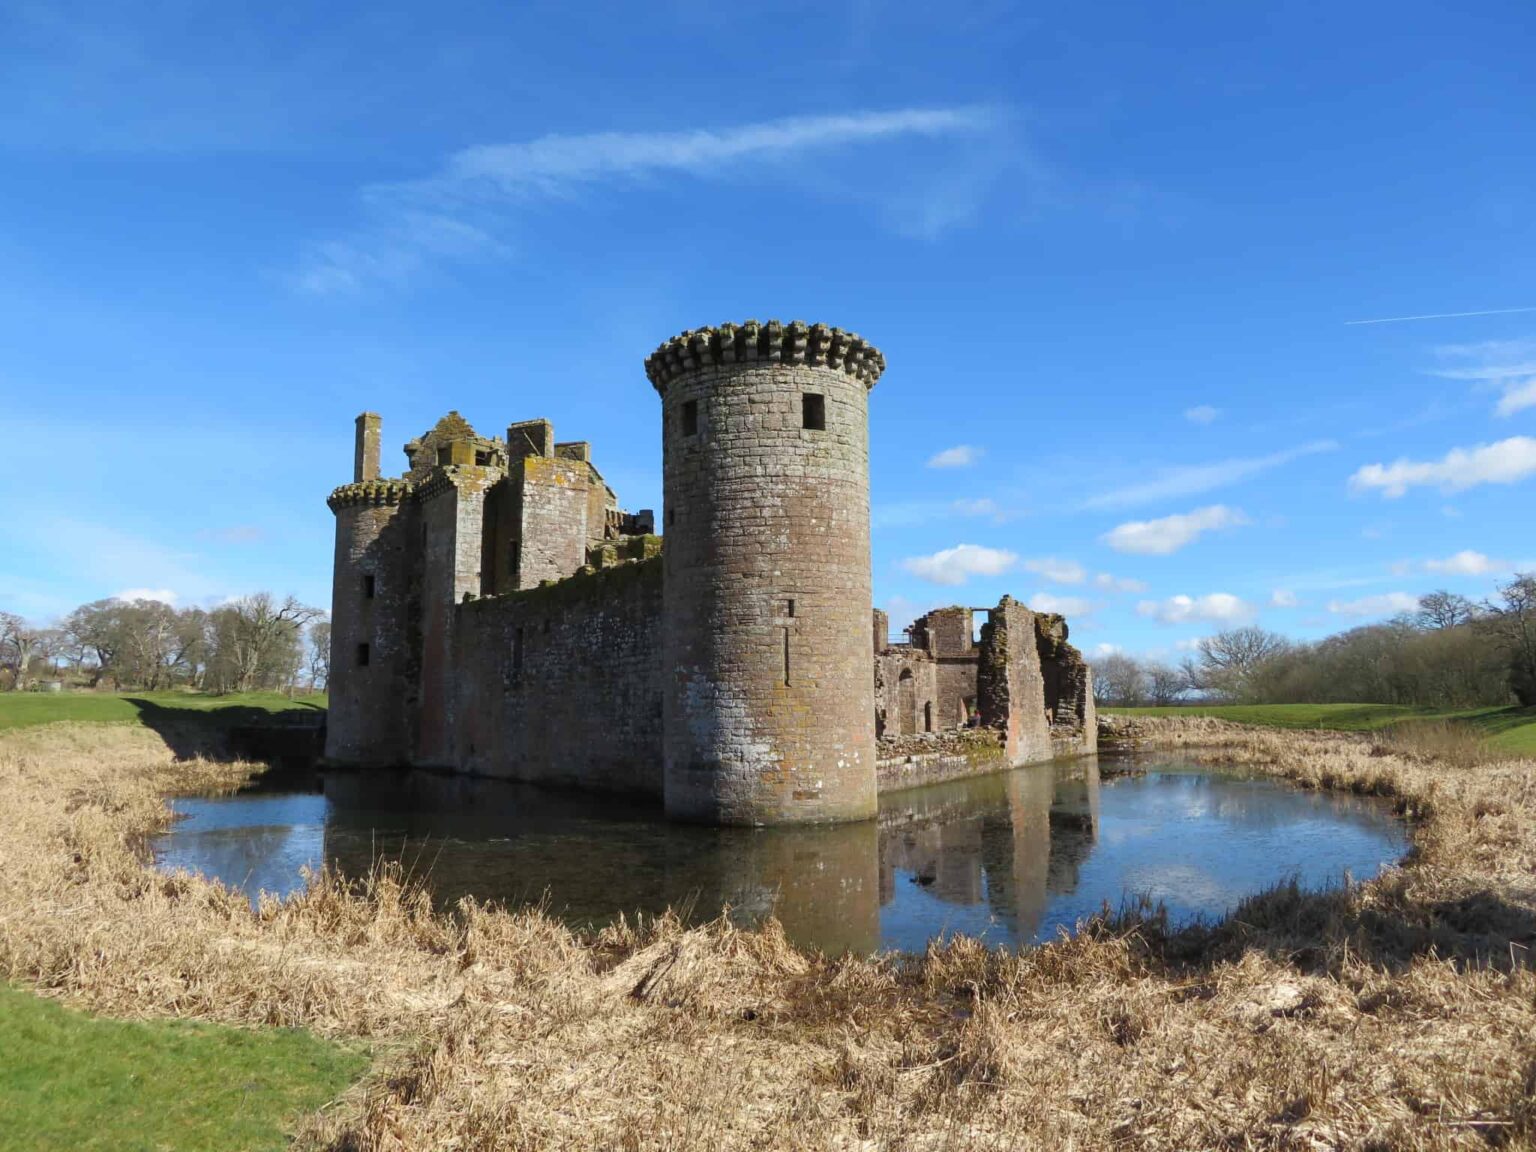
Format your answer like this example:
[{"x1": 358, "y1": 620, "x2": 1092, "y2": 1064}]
[{"x1": 326, "y1": 320, "x2": 1094, "y2": 826}]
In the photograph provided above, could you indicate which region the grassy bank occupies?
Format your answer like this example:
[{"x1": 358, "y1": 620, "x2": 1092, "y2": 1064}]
[
  {"x1": 0, "y1": 984, "x2": 365, "y2": 1151},
  {"x1": 0, "y1": 720, "x2": 1532, "y2": 1149},
  {"x1": 1109, "y1": 701, "x2": 1536, "y2": 753},
  {"x1": 0, "y1": 691, "x2": 326, "y2": 732}
]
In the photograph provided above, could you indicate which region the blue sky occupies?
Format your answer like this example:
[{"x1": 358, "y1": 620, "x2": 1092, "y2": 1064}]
[{"x1": 3, "y1": 0, "x2": 1534, "y2": 658}]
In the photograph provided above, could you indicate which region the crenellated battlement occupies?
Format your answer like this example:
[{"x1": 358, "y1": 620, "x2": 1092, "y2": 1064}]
[
  {"x1": 327, "y1": 478, "x2": 414, "y2": 511},
  {"x1": 644, "y1": 320, "x2": 885, "y2": 394}
]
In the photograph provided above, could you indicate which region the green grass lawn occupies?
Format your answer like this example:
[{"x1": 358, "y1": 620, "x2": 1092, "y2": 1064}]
[
  {"x1": 1108, "y1": 702, "x2": 1536, "y2": 754},
  {"x1": 0, "y1": 984, "x2": 365, "y2": 1151},
  {"x1": 0, "y1": 691, "x2": 327, "y2": 732}
]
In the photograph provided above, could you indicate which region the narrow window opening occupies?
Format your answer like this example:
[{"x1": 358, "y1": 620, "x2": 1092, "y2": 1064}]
[
  {"x1": 509, "y1": 539, "x2": 521, "y2": 582},
  {"x1": 802, "y1": 393, "x2": 825, "y2": 430},
  {"x1": 681, "y1": 400, "x2": 698, "y2": 436},
  {"x1": 782, "y1": 627, "x2": 791, "y2": 686},
  {"x1": 924, "y1": 701, "x2": 934, "y2": 733},
  {"x1": 784, "y1": 598, "x2": 795, "y2": 618},
  {"x1": 356, "y1": 642, "x2": 370, "y2": 667},
  {"x1": 363, "y1": 574, "x2": 376, "y2": 599},
  {"x1": 667, "y1": 507, "x2": 675, "y2": 527}
]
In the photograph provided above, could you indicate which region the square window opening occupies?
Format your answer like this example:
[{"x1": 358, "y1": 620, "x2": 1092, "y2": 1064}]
[
  {"x1": 363, "y1": 574, "x2": 376, "y2": 600},
  {"x1": 681, "y1": 400, "x2": 698, "y2": 436},
  {"x1": 357, "y1": 642, "x2": 371, "y2": 667},
  {"x1": 437, "y1": 446, "x2": 453, "y2": 466},
  {"x1": 802, "y1": 393, "x2": 825, "y2": 431}
]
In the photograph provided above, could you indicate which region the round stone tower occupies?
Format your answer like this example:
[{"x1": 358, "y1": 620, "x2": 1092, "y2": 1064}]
[{"x1": 646, "y1": 320, "x2": 886, "y2": 825}]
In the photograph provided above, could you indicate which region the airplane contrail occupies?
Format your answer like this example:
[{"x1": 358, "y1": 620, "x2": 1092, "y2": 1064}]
[{"x1": 1345, "y1": 305, "x2": 1536, "y2": 326}]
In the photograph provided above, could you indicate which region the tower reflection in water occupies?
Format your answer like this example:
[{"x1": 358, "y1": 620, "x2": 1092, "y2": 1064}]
[{"x1": 317, "y1": 759, "x2": 1102, "y2": 954}]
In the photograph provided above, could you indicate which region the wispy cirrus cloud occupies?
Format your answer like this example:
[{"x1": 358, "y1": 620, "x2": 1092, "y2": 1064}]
[
  {"x1": 1426, "y1": 338, "x2": 1536, "y2": 417},
  {"x1": 1084, "y1": 440, "x2": 1337, "y2": 510},
  {"x1": 295, "y1": 108, "x2": 999, "y2": 293}
]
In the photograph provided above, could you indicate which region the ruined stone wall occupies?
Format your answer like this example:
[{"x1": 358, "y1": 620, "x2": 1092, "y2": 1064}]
[
  {"x1": 451, "y1": 558, "x2": 664, "y2": 794},
  {"x1": 651, "y1": 321, "x2": 884, "y2": 825},
  {"x1": 975, "y1": 596, "x2": 1053, "y2": 766},
  {"x1": 517, "y1": 455, "x2": 590, "y2": 588},
  {"x1": 875, "y1": 649, "x2": 936, "y2": 737},
  {"x1": 933, "y1": 659, "x2": 979, "y2": 730},
  {"x1": 1035, "y1": 614, "x2": 1098, "y2": 757}
]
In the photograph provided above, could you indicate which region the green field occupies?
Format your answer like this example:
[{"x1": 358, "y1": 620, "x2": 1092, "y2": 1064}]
[
  {"x1": 0, "y1": 984, "x2": 365, "y2": 1151},
  {"x1": 1108, "y1": 702, "x2": 1536, "y2": 754},
  {"x1": 0, "y1": 691, "x2": 327, "y2": 732}
]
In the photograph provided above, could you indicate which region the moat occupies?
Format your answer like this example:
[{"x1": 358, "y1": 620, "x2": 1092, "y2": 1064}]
[{"x1": 152, "y1": 756, "x2": 1408, "y2": 954}]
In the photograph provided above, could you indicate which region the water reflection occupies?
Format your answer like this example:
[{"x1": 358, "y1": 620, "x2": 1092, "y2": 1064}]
[{"x1": 154, "y1": 757, "x2": 1407, "y2": 954}]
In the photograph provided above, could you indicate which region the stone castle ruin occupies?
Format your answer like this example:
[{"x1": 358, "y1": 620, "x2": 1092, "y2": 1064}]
[{"x1": 327, "y1": 320, "x2": 1094, "y2": 826}]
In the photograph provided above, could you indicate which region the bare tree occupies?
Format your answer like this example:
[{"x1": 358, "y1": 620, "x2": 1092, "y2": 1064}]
[
  {"x1": 217, "y1": 594, "x2": 322, "y2": 693},
  {"x1": 306, "y1": 620, "x2": 331, "y2": 692},
  {"x1": 1091, "y1": 653, "x2": 1148, "y2": 706},
  {"x1": 1193, "y1": 627, "x2": 1291, "y2": 701},
  {"x1": 1145, "y1": 662, "x2": 1187, "y2": 706},
  {"x1": 0, "y1": 612, "x2": 43, "y2": 691},
  {"x1": 1417, "y1": 590, "x2": 1478, "y2": 631},
  {"x1": 1484, "y1": 573, "x2": 1536, "y2": 705}
]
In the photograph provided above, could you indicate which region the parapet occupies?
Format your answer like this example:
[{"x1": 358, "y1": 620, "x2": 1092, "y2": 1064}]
[
  {"x1": 327, "y1": 478, "x2": 414, "y2": 511},
  {"x1": 644, "y1": 320, "x2": 885, "y2": 395}
]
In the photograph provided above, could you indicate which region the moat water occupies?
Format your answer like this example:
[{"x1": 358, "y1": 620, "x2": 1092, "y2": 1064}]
[{"x1": 151, "y1": 756, "x2": 1408, "y2": 954}]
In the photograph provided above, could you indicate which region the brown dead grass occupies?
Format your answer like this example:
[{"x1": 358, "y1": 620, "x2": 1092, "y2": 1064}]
[{"x1": 2, "y1": 719, "x2": 1534, "y2": 1150}]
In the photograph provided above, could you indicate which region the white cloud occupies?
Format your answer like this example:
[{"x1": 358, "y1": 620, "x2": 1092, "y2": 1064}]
[
  {"x1": 1423, "y1": 550, "x2": 1501, "y2": 576},
  {"x1": 1102, "y1": 505, "x2": 1250, "y2": 556},
  {"x1": 1184, "y1": 405, "x2": 1220, "y2": 425},
  {"x1": 1350, "y1": 436, "x2": 1536, "y2": 498},
  {"x1": 115, "y1": 588, "x2": 179, "y2": 605},
  {"x1": 1326, "y1": 592, "x2": 1419, "y2": 618},
  {"x1": 1093, "y1": 643, "x2": 1120, "y2": 657},
  {"x1": 1022, "y1": 557, "x2": 1086, "y2": 584},
  {"x1": 898, "y1": 544, "x2": 1017, "y2": 586},
  {"x1": 1270, "y1": 589, "x2": 1299, "y2": 608},
  {"x1": 1027, "y1": 592, "x2": 1094, "y2": 616},
  {"x1": 1137, "y1": 594, "x2": 1255, "y2": 625},
  {"x1": 1496, "y1": 379, "x2": 1536, "y2": 417},
  {"x1": 299, "y1": 108, "x2": 995, "y2": 292},
  {"x1": 1093, "y1": 572, "x2": 1149, "y2": 593},
  {"x1": 1085, "y1": 441, "x2": 1337, "y2": 509},
  {"x1": 926, "y1": 444, "x2": 984, "y2": 469}
]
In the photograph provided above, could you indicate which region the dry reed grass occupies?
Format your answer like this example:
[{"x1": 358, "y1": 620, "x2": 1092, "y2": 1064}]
[{"x1": 2, "y1": 718, "x2": 1534, "y2": 1150}]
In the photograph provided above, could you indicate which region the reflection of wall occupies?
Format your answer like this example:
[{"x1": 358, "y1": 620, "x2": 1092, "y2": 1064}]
[{"x1": 875, "y1": 760, "x2": 1101, "y2": 943}]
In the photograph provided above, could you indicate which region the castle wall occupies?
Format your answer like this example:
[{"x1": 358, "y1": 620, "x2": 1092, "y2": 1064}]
[
  {"x1": 450, "y1": 558, "x2": 665, "y2": 794},
  {"x1": 654, "y1": 323, "x2": 882, "y2": 825},
  {"x1": 326, "y1": 491, "x2": 414, "y2": 766},
  {"x1": 416, "y1": 476, "x2": 489, "y2": 765}
]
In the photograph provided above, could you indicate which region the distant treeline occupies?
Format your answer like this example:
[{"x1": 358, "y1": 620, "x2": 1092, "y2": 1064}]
[
  {"x1": 0, "y1": 594, "x2": 328, "y2": 694},
  {"x1": 1093, "y1": 574, "x2": 1536, "y2": 710}
]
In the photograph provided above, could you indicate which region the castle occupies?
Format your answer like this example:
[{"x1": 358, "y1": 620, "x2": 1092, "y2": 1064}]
[{"x1": 326, "y1": 321, "x2": 1095, "y2": 826}]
